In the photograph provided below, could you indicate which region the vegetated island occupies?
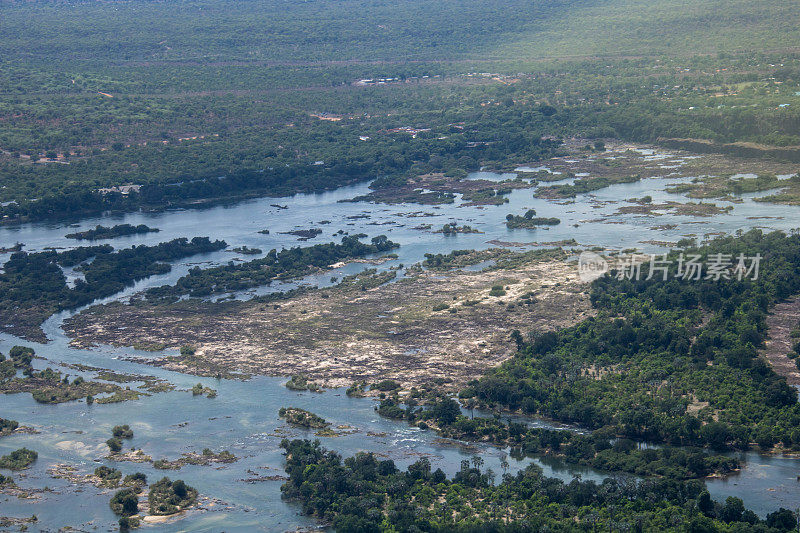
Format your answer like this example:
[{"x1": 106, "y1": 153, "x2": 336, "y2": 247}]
[
  {"x1": 110, "y1": 475, "x2": 198, "y2": 530},
  {"x1": 285, "y1": 374, "x2": 323, "y2": 392},
  {"x1": 433, "y1": 222, "x2": 482, "y2": 235},
  {"x1": 228, "y1": 246, "x2": 262, "y2": 255},
  {"x1": 143, "y1": 235, "x2": 397, "y2": 300},
  {"x1": 0, "y1": 448, "x2": 37, "y2": 470},
  {"x1": 0, "y1": 237, "x2": 227, "y2": 341},
  {"x1": 0, "y1": 346, "x2": 155, "y2": 404},
  {"x1": 505, "y1": 209, "x2": 561, "y2": 228},
  {"x1": 279, "y1": 228, "x2": 323, "y2": 240},
  {"x1": 278, "y1": 407, "x2": 330, "y2": 429},
  {"x1": 278, "y1": 438, "x2": 768, "y2": 531},
  {"x1": 535, "y1": 175, "x2": 640, "y2": 198},
  {"x1": 65, "y1": 224, "x2": 160, "y2": 240}
]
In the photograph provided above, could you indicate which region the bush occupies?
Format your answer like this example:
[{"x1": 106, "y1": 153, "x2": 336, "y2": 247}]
[
  {"x1": 180, "y1": 345, "x2": 196, "y2": 356},
  {"x1": 373, "y1": 379, "x2": 400, "y2": 391},
  {"x1": 489, "y1": 285, "x2": 507, "y2": 297},
  {"x1": 109, "y1": 488, "x2": 139, "y2": 517},
  {"x1": 112, "y1": 425, "x2": 133, "y2": 439},
  {"x1": 148, "y1": 477, "x2": 198, "y2": 516}
]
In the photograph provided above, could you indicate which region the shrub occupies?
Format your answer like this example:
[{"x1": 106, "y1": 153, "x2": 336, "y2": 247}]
[{"x1": 109, "y1": 488, "x2": 139, "y2": 517}]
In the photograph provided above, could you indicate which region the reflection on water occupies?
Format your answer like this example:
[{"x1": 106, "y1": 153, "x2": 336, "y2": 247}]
[{"x1": 1, "y1": 170, "x2": 800, "y2": 529}]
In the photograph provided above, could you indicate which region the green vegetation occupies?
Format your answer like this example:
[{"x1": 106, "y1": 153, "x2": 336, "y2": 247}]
[
  {"x1": 465, "y1": 230, "x2": 800, "y2": 450},
  {"x1": 280, "y1": 228, "x2": 323, "y2": 240},
  {"x1": 752, "y1": 174, "x2": 800, "y2": 205},
  {"x1": 94, "y1": 466, "x2": 123, "y2": 488},
  {"x1": 279, "y1": 439, "x2": 768, "y2": 532},
  {"x1": 379, "y1": 391, "x2": 739, "y2": 479},
  {"x1": 0, "y1": 418, "x2": 19, "y2": 437},
  {"x1": 460, "y1": 188, "x2": 510, "y2": 206},
  {"x1": 345, "y1": 381, "x2": 367, "y2": 397},
  {"x1": 191, "y1": 382, "x2": 217, "y2": 398},
  {"x1": 110, "y1": 488, "x2": 139, "y2": 517},
  {"x1": 0, "y1": 237, "x2": 226, "y2": 339},
  {"x1": 146, "y1": 235, "x2": 397, "y2": 299},
  {"x1": 196, "y1": 448, "x2": 236, "y2": 464},
  {"x1": 124, "y1": 472, "x2": 147, "y2": 488},
  {"x1": 179, "y1": 346, "x2": 196, "y2": 357},
  {"x1": 2, "y1": 0, "x2": 800, "y2": 223},
  {"x1": 0, "y1": 448, "x2": 37, "y2": 470},
  {"x1": 666, "y1": 174, "x2": 786, "y2": 199},
  {"x1": 8, "y1": 0, "x2": 800, "y2": 529},
  {"x1": 488, "y1": 285, "x2": 507, "y2": 297},
  {"x1": 505, "y1": 209, "x2": 561, "y2": 228},
  {"x1": 153, "y1": 449, "x2": 236, "y2": 470},
  {"x1": 435, "y1": 223, "x2": 482, "y2": 235},
  {"x1": 372, "y1": 379, "x2": 401, "y2": 392},
  {"x1": 113, "y1": 425, "x2": 134, "y2": 440},
  {"x1": 148, "y1": 477, "x2": 198, "y2": 516},
  {"x1": 152, "y1": 459, "x2": 179, "y2": 471},
  {"x1": 102, "y1": 474, "x2": 147, "y2": 530},
  {"x1": 1, "y1": 352, "x2": 143, "y2": 404},
  {"x1": 229, "y1": 246, "x2": 262, "y2": 255},
  {"x1": 118, "y1": 516, "x2": 140, "y2": 532},
  {"x1": 65, "y1": 224, "x2": 159, "y2": 240},
  {"x1": 285, "y1": 374, "x2": 322, "y2": 392},
  {"x1": 421, "y1": 249, "x2": 498, "y2": 271},
  {"x1": 535, "y1": 175, "x2": 641, "y2": 199},
  {"x1": 278, "y1": 407, "x2": 329, "y2": 429}
]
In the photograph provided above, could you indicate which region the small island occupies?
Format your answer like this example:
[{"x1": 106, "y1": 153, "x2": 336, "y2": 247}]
[
  {"x1": 153, "y1": 448, "x2": 237, "y2": 470},
  {"x1": 0, "y1": 448, "x2": 37, "y2": 470},
  {"x1": 280, "y1": 228, "x2": 323, "y2": 240},
  {"x1": 65, "y1": 224, "x2": 160, "y2": 240},
  {"x1": 1, "y1": 346, "x2": 145, "y2": 404},
  {"x1": 229, "y1": 246, "x2": 262, "y2": 255},
  {"x1": 110, "y1": 475, "x2": 198, "y2": 530},
  {"x1": 285, "y1": 374, "x2": 322, "y2": 392},
  {"x1": 278, "y1": 407, "x2": 329, "y2": 429},
  {"x1": 0, "y1": 418, "x2": 20, "y2": 438},
  {"x1": 505, "y1": 210, "x2": 561, "y2": 228},
  {"x1": 434, "y1": 223, "x2": 482, "y2": 235}
]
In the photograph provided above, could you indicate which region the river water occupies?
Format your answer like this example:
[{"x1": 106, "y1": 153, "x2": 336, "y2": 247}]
[{"x1": 1, "y1": 168, "x2": 800, "y2": 531}]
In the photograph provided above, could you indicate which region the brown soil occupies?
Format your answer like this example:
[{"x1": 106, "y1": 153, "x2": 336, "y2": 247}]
[{"x1": 762, "y1": 298, "x2": 800, "y2": 386}]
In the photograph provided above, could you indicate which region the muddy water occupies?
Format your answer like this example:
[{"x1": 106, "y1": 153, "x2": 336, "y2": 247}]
[{"x1": 1, "y1": 169, "x2": 800, "y2": 530}]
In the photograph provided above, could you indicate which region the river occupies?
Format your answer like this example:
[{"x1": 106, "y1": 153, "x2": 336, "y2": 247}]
[{"x1": 1, "y1": 167, "x2": 800, "y2": 530}]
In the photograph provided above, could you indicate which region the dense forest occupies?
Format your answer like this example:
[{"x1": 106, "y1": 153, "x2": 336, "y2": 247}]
[
  {"x1": 145, "y1": 235, "x2": 397, "y2": 299},
  {"x1": 280, "y1": 438, "x2": 798, "y2": 532},
  {"x1": 375, "y1": 393, "x2": 741, "y2": 480},
  {"x1": 1, "y1": 1, "x2": 800, "y2": 222},
  {"x1": 460, "y1": 230, "x2": 800, "y2": 450},
  {"x1": 0, "y1": 237, "x2": 226, "y2": 339}
]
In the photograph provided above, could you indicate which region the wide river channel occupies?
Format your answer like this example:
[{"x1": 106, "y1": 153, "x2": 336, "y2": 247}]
[{"x1": 2, "y1": 162, "x2": 800, "y2": 531}]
